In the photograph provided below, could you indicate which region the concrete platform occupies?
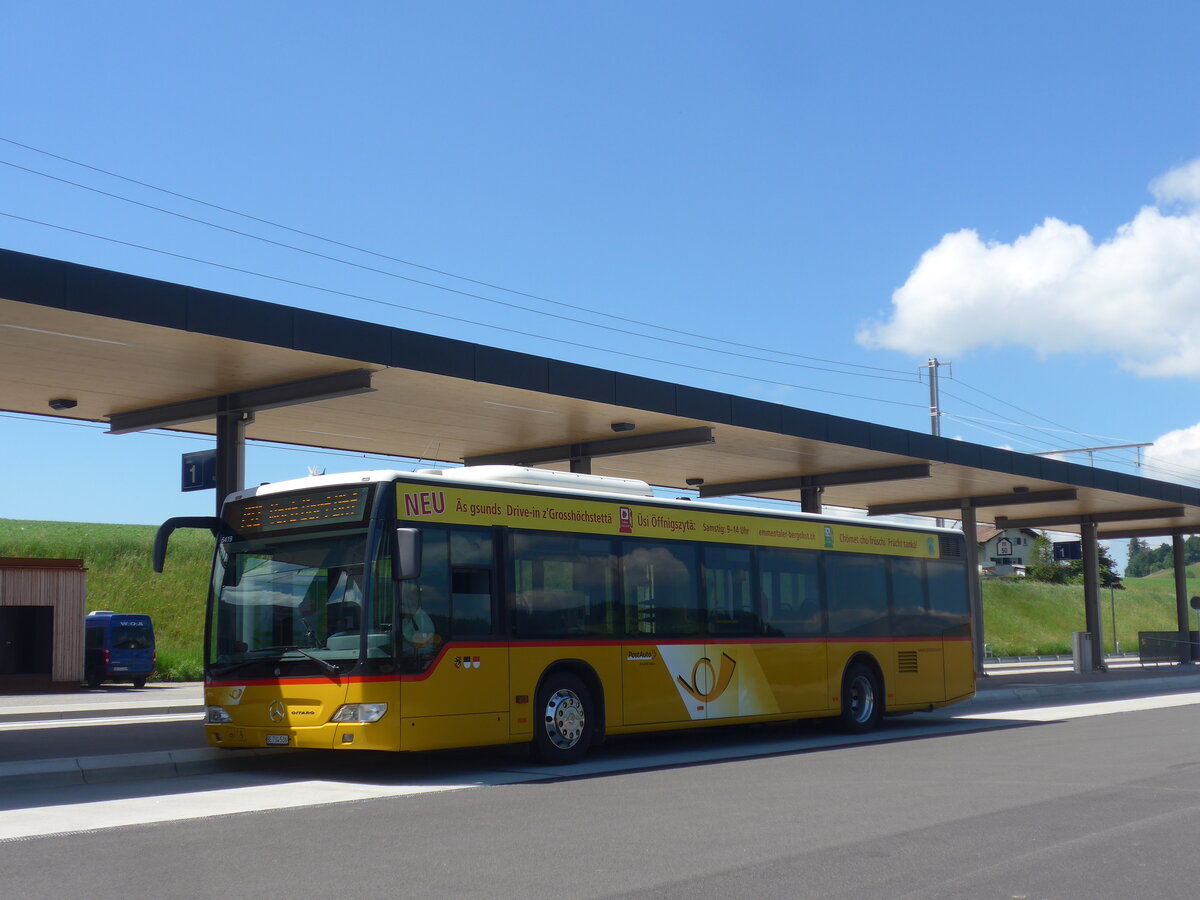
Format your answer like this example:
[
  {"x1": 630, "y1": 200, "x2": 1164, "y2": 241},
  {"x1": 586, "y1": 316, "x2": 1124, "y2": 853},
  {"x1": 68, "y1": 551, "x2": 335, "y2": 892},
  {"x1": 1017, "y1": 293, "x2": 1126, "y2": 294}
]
[
  {"x1": 0, "y1": 682, "x2": 203, "y2": 722},
  {"x1": 4, "y1": 662, "x2": 1200, "y2": 793}
]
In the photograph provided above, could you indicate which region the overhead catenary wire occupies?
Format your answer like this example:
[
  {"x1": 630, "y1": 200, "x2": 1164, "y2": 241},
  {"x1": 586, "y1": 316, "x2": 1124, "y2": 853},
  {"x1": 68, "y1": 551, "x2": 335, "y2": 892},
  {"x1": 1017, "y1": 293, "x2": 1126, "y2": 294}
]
[
  {"x1": 0, "y1": 210, "x2": 930, "y2": 414},
  {"x1": 941, "y1": 374, "x2": 1200, "y2": 478},
  {"x1": 2, "y1": 136, "x2": 1191, "y2": 490},
  {"x1": 0, "y1": 137, "x2": 914, "y2": 380}
]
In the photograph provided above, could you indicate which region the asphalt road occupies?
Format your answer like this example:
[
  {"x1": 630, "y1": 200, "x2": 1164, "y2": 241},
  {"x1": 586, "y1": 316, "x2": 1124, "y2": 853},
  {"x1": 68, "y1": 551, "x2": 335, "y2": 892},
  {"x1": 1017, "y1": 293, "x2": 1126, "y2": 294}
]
[
  {"x1": 3, "y1": 691, "x2": 1200, "y2": 898},
  {"x1": 0, "y1": 715, "x2": 203, "y2": 762}
]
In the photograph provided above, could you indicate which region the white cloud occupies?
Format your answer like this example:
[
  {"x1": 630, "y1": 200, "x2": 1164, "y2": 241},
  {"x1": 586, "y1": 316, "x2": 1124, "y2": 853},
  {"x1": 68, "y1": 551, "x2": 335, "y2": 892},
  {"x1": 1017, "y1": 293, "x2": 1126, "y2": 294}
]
[
  {"x1": 1145, "y1": 422, "x2": 1200, "y2": 487},
  {"x1": 1151, "y1": 158, "x2": 1200, "y2": 207},
  {"x1": 859, "y1": 158, "x2": 1200, "y2": 377}
]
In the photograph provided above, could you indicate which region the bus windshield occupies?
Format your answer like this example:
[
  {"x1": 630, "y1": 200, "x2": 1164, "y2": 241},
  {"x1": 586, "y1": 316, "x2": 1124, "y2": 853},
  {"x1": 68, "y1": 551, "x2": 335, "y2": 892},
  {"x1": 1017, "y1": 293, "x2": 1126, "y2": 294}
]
[{"x1": 209, "y1": 529, "x2": 371, "y2": 678}]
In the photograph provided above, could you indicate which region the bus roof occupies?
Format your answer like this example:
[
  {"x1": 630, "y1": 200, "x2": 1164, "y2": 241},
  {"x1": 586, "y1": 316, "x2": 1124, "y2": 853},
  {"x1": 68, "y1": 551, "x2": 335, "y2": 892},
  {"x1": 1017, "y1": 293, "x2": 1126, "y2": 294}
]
[{"x1": 227, "y1": 466, "x2": 964, "y2": 535}]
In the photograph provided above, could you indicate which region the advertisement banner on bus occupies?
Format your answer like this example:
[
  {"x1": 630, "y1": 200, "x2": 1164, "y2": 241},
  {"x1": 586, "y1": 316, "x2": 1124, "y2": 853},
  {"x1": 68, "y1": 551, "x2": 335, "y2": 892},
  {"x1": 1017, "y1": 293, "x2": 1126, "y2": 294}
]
[{"x1": 397, "y1": 482, "x2": 940, "y2": 558}]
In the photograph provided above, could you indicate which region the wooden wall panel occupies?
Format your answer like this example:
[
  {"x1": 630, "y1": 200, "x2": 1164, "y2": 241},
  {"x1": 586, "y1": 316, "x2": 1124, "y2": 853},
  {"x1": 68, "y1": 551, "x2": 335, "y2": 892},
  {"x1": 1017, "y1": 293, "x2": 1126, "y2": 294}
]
[{"x1": 0, "y1": 562, "x2": 87, "y2": 684}]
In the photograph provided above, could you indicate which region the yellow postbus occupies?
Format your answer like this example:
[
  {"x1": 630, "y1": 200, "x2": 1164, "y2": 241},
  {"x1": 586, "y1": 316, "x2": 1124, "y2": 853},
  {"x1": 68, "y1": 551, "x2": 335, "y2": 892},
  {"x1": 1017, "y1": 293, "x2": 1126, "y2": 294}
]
[{"x1": 156, "y1": 465, "x2": 975, "y2": 763}]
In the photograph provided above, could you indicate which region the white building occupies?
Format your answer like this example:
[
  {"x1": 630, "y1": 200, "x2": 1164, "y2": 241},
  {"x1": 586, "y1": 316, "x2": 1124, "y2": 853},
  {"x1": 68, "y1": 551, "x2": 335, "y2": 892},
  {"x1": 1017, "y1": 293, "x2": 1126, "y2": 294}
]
[{"x1": 977, "y1": 526, "x2": 1041, "y2": 577}]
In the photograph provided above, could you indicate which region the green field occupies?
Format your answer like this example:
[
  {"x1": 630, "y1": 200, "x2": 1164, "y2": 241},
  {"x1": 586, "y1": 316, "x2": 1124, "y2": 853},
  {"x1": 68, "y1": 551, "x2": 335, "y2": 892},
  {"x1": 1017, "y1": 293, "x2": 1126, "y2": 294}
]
[
  {"x1": 4, "y1": 518, "x2": 1198, "y2": 678},
  {"x1": 1, "y1": 519, "x2": 213, "y2": 681},
  {"x1": 983, "y1": 572, "x2": 1200, "y2": 657}
]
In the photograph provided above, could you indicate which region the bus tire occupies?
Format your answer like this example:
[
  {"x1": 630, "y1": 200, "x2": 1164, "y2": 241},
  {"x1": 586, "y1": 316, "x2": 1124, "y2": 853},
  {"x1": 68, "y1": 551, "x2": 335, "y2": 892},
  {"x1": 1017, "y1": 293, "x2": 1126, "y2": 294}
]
[
  {"x1": 837, "y1": 661, "x2": 882, "y2": 733},
  {"x1": 86, "y1": 669, "x2": 101, "y2": 689},
  {"x1": 132, "y1": 677, "x2": 147, "y2": 688},
  {"x1": 532, "y1": 672, "x2": 594, "y2": 764}
]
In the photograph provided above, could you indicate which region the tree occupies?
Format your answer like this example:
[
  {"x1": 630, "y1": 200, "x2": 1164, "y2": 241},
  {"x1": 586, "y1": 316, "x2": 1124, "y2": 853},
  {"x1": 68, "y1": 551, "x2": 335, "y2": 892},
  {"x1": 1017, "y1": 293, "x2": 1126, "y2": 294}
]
[
  {"x1": 1186, "y1": 535, "x2": 1200, "y2": 565},
  {"x1": 1067, "y1": 544, "x2": 1123, "y2": 589},
  {"x1": 1125, "y1": 539, "x2": 1176, "y2": 578},
  {"x1": 1026, "y1": 534, "x2": 1067, "y2": 584},
  {"x1": 1126, "y1": 537, "x2": 1150, "y2": 578},
  {"x1": 1027, "y1": 534, "x2": 1122, "y2": 588}
]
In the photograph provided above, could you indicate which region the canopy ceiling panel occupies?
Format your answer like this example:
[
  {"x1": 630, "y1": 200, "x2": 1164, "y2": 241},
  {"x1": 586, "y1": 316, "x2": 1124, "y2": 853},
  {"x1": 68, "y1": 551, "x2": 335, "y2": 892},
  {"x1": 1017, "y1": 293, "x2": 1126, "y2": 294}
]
[{"x1": 2, "y1": 247, "x2": 1198, "y2": 538}]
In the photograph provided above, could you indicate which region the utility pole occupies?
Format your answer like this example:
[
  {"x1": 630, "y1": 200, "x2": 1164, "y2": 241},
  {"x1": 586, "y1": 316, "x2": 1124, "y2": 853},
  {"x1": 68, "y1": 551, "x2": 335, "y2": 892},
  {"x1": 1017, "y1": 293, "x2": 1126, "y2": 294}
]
[
  {"x1": 922, "y1": 358, "x2": 951, "y2": 525},
  {"x1": 925, "y1": 357, "x2": 946, "y2": 438}
]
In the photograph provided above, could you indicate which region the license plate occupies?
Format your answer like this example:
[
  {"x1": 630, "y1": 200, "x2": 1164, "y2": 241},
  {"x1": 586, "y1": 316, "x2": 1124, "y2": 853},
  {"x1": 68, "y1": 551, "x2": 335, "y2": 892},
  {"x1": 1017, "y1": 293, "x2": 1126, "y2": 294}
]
[
  {"x1": 113, "y1": 666, "x2": 128, "y2": 671},
  {"x1": 265, "y1": 734, "x2": 290, "y2": 746}
]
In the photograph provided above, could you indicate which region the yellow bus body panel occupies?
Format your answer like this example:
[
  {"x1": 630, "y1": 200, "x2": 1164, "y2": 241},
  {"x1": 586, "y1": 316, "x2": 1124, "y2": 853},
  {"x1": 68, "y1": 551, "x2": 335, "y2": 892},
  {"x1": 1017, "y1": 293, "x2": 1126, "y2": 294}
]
[
  {"x1": 943, "y1": 638, "x2": 977, "y2": 702},
  {"x1": 397, "y1": 644, "x2": 510, "y2": 750},
  {"x1": 205, "y1": 637, "x2": 973, "y2": 753}
]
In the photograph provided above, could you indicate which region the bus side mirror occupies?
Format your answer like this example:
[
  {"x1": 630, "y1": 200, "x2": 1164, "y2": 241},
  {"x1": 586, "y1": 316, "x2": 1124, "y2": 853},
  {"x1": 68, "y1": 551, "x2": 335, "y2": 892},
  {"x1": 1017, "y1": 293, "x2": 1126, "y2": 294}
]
[
  {"x1": 394, "y1": 528, "x2": 422, "y2": 581},
  {"x1": 154, "y1": 516, "x2": 221, "y2": 573}
]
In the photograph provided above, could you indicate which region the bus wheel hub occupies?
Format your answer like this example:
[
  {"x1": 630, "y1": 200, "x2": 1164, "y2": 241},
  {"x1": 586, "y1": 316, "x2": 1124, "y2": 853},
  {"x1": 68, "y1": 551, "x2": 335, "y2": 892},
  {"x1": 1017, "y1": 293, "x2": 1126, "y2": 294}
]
[{"x1": 546, "y1": 689, "x2": 584, "y2": 747}]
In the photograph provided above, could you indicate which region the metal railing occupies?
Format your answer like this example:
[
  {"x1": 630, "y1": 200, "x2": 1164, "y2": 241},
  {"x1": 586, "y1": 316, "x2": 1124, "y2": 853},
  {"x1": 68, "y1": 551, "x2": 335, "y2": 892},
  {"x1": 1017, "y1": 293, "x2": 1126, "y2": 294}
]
[{"x1": 1138, "y1": 632, "x2": 1199, "y2": 667}]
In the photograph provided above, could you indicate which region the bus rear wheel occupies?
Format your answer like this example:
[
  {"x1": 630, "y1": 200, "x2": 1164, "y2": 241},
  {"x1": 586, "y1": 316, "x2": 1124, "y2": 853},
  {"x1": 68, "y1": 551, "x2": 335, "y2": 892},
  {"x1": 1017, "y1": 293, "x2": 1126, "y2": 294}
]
[
  {"x1": 532, "y1": 672, "x2": 594, "y2": 764},
  {"x1": 837, "y1": 662, "x2": 882, "y2": 733}
]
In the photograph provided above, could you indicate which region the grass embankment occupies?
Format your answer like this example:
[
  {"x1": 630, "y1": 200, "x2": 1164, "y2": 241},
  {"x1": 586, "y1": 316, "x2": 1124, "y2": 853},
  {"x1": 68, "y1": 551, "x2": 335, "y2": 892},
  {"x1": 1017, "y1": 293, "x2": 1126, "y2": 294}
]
[
  {"x1": 6, "y1": 519, "x2": 1199, "y2": 675},
  {"x1": 984, "y1": 569, "x2": 1200, "y2": 656},
  {"x1": 1, "y1": 519, "x2": 212, "y2": 680}
]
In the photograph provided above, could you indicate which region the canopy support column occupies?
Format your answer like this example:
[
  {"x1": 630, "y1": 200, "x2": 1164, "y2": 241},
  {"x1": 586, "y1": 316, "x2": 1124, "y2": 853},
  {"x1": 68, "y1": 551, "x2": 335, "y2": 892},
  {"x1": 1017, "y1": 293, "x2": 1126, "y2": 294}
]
[
  {"x1": 1081, "y1": 521, "x2": 1106, "y2": 671},
  {"x1": 960, "y1": 504, "x2": 985, "y2": 675},
  {"x1": 1173, "y1": 532, "x2": 1194, "y2": 664},
  {"x1": 215, "y1": 410, "x2": 252, "y2": 516}
]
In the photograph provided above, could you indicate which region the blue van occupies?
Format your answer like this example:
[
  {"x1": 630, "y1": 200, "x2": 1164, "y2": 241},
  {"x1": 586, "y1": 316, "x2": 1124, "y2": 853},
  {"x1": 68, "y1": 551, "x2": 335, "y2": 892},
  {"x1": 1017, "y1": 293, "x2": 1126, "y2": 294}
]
[{"x1": 84, "y1": 612, "x2": 156, "y2": 688}]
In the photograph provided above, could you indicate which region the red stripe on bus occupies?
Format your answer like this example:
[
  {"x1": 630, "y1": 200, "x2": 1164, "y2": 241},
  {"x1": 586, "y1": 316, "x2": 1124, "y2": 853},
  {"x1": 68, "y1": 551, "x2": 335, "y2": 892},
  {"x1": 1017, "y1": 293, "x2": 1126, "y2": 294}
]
[{"x1": 205, "y1": 633, "x2": 970, "y2": 688}]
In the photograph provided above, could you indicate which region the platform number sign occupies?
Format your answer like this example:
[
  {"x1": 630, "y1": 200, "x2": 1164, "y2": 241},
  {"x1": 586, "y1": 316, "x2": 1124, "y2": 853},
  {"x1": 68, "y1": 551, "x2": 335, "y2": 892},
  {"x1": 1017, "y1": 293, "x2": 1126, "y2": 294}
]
[
  {"x1": 1052, "y1": 540, "x2": 1082, "y2": 561},
  {"x1": 182, "y1": 449, "x2": 217, "y2": 492}
]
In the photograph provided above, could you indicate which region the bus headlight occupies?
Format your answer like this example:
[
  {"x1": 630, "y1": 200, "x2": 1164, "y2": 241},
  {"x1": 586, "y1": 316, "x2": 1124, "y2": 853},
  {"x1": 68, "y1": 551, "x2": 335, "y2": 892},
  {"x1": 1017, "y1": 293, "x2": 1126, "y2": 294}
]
[
  {"x1": 207, "y1": 706, "x2": 233, "y2": 724},
  {"x1": 331, "y1": 703, "x2": 388, "y2": 723}
]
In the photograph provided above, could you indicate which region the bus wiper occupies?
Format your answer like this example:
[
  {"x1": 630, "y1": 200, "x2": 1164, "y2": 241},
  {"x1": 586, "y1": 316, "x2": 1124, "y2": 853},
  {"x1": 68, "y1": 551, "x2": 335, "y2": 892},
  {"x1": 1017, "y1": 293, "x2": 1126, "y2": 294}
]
[
  {"x1": 255, "y1": 645, "x2": 343, "y2": 675},
  {"x1": 211, "y1": 646, "x2": 343, "y2": 677},
  {"x1": 209, "y1": 658, "x2": 265, "y2": 678}
]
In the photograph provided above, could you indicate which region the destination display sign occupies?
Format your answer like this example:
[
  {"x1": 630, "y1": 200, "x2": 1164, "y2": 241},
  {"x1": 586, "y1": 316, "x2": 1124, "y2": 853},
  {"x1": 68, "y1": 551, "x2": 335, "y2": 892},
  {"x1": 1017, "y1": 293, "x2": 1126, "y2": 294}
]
[
  {"x1": 396, "y1": 482, "x2": 940, "y2": 558},
  {"x1": 226, "y1": 486, "x2": 372, "y2": 534}
]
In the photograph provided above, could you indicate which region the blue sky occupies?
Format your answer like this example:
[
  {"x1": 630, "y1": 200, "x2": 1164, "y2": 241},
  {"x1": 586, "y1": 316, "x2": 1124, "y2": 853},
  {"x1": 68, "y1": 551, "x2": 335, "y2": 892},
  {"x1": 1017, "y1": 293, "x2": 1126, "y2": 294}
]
[{"x1": 3, "y1": 2, "x2": 1200, "y2": 571}]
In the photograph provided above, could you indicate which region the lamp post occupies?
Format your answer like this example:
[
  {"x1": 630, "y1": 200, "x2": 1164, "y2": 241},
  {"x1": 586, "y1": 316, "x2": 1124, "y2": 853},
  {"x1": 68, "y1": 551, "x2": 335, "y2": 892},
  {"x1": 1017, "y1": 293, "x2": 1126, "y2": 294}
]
[
  {"x1": 1192, "y1": 596, "x2": 1200, "y2": 657},
  {"x1": 1110, "y1": 586, "x2": 1118, "y2": 655}
]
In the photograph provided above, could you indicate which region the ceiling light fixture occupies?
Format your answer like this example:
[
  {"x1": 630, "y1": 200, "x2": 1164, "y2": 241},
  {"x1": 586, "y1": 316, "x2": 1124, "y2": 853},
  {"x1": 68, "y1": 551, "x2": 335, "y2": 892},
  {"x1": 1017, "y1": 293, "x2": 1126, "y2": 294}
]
[
  {"x1": 482, "y1": 401, "x2": 560, "y2": 415},
  {"x1": 1, "y1": 323, "x2": 129, "y2": 346},
  {"x1": 298, "y1": 429, "x2": 375, "y2": 441}
]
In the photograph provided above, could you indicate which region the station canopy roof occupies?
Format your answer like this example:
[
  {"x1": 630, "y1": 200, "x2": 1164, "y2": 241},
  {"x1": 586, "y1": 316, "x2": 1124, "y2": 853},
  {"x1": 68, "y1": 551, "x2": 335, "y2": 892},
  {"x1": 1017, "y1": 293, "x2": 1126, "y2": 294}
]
[{"x1": 2, "y1": 247, "x2": 1197, "y2": 540}]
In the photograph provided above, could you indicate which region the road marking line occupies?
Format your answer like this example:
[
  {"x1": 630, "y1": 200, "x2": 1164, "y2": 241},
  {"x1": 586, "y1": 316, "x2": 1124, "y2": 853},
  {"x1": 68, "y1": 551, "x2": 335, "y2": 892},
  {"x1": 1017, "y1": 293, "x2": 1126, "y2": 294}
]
[
  {"x1": 0, "y1": 713, "x2": 203, "y2": 731},
  {"x1": 0, "y1": 780, "x2": 474, "y2": 841},
  {"x1": 959, "y1": 691, "x2": 1200, "y2": 722}
]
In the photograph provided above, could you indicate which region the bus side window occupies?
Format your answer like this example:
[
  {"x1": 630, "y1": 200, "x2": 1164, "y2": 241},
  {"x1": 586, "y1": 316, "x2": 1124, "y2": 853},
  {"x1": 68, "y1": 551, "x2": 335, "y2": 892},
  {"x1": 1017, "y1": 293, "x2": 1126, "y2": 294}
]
[
  {"x1": 621, "y1": 541, "x2": 700, "y2": 636},
  {"x1": 926, "y1": 559, "x2": 970, "y2": 638},
  {"x1": 451, "y1": 567, "x2": 493, "y2": 635},
  {"x1": 449, "y1": 528, "x2": 495, "y2": 637},
  {"x1": 890, "y1": 557, "x2": 929, "y2": 638},
  {"x1": 826, "y1": 553, "x2": 888, "y2": 637},
  {"x1": 396, "y1": 529, "x2": 450, "y2": 673},
  {"x1": 704, "y1": 545, "x2": 757, "y2": 636},
  {"x1": 759, "y1": 548, "x2": 823, "y2": 637},
  {"x1": 511, "y1": 532, "x2": 617, "y2": 638}
]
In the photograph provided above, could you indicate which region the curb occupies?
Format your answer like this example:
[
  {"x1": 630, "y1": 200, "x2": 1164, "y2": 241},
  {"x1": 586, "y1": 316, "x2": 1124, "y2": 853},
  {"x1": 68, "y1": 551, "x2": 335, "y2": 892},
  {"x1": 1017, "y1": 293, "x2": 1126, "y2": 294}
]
[
  {"x1": 6, "y1": 671, "x2": 1200, "y2": 792},
  {"x1": 972, "y1": 672, "x2": 1200, "y2": 706},
  {"x1": 0, "y1": 705, "x2": 205, "y2": 724},
  {"x1": 0, "y1": 747, "x2": 294, "y2": 793}
]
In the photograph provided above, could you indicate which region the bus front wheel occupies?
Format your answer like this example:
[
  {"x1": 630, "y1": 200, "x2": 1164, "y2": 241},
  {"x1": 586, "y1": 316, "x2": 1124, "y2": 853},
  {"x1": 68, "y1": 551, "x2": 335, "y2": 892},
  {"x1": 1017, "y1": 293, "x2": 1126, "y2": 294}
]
[
  {"x1": 532, "y1": 672, "x2": 594, "y2": 764},
  {"x1": 837, "y1": 662, "x2": 882, "y2": 733}
]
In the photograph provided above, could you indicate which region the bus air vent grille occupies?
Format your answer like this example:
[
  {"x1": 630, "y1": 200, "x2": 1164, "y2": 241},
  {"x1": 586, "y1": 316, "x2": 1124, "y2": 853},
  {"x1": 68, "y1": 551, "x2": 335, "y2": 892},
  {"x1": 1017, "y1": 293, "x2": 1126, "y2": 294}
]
[
  {"x1": 938, "y1": 535, "x2": 964, "y2": 558},
  {"x1": 898, "y1": 651, "x2": 919, "y2": 673}
]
